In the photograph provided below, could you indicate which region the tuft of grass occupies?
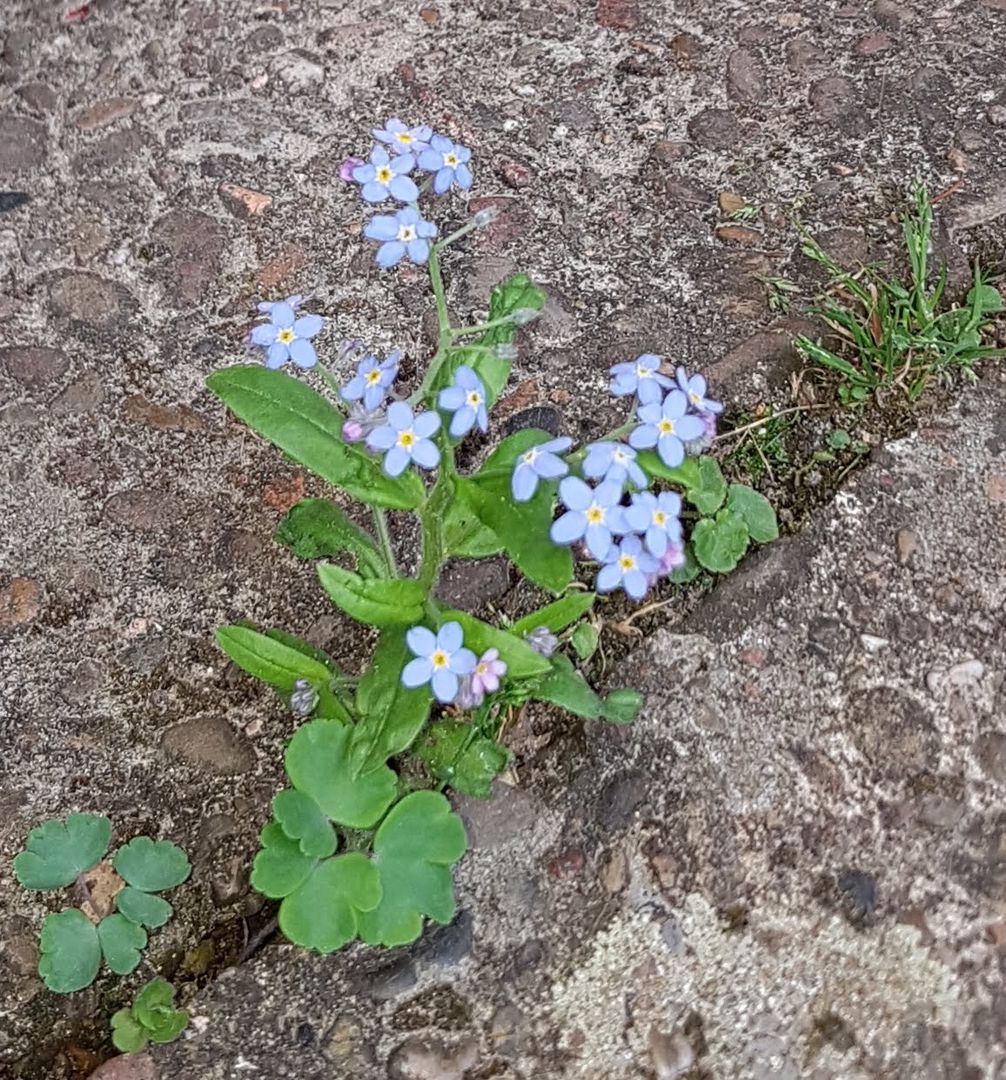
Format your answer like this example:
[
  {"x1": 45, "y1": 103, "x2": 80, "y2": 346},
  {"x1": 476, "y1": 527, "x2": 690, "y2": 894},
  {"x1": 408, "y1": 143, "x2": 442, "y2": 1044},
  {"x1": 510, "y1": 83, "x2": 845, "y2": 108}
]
[
  {"x1": 794, "y1": 184, "x2": 1004, "y2": 402},
  {"x1": 725, "y1": 406, "x2": 794, "y2": 481}
]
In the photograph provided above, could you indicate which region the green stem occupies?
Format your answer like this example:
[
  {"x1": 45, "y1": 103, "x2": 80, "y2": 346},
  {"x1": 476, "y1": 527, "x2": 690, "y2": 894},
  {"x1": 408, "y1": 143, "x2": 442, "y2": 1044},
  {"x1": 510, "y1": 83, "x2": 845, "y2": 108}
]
[
  {"x1": 372, "y1": 508, "x2": 397, "y2": 576},
  {"x1": 418, "y1": 474, "x2": 453, "y2": 594},
  {"x1": 448, "y1": 316, "x2": 514, "y2": 339},
  {"x1": 437, "y1": 218, "x2": 484, "y2": 251},
  {"x1": 428, "y1": 247, "x2": 450, "y2": 335}
]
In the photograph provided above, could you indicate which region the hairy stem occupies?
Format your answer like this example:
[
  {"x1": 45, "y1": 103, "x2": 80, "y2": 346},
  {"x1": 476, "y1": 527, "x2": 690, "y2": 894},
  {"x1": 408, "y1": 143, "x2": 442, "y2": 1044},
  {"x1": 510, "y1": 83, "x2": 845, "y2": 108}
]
[
  {"x1": 428, "y1": 247, "x2": 450, "y2": 335},
  {"x1": 372, "y1": 507, "x2": 397, "y2": 576},
  {"x1": 418, "y1": 475, "x2": 453, "y2": 594}
]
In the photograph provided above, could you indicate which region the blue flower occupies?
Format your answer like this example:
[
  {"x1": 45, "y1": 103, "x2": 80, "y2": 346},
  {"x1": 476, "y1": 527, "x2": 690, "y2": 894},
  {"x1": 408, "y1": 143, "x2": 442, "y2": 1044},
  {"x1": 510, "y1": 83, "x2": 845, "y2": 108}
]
[
  {"x1": 364, "y1": 206, "x2": 438, "y2": 268},
  {"x1": 438, "y1": 365, "x2": 489, "y2": 438},
  {"x1": 596, "y1": 535, "x2": 659, "y2": 601},
  {"x1": 366, "y1": 400, "x2": 441, "y2": 477},
  {"x1": 249, "y1": 301, "x2": 324, "y2": 369},
  {"x1": 257, "y1": 294, "x2": 302, "y2": 315},
  {"x1": 609, "y1": 354, "x2": 673, "y2": 405},
  {"x1": 418, "y1": 135, "x2": 473, "y2": 194},
  {"x1": 622, "y1": 491, "x2": 682, "y2": 559},
  {"x1": 341, "y1": 351, "x2": 400, "y2": 413},
  {"x1": 372, "y1": 118, "x2": 433, "y2": 155},
  {"x1": 582, "y1": 441, "x2": 648, "y2": 489},
  {"x1": 511, "y1": 437, "x2": 572, "y2": 502},
  {"x1": 550, "y1": 477, "x2": 626, "y2": 561},
  {"x1": 401, "y1": 621, "x2": 477, "y2": 703},
  {"x1": 628, "y1": 390, "x2": 705, "y2": 468},
  {"x1": 351, "y1": 145, "x2": 419, "y2": 204},
  {"x1": 676, "y1": 366, "x2": 723, "y2": 415}
]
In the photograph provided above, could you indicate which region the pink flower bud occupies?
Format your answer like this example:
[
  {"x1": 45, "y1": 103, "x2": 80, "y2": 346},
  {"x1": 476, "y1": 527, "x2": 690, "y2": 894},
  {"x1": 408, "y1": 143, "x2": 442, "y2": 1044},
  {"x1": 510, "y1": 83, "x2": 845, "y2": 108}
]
[
  {"x1": 342, "y1": 419, "x2": 366, "y2": 443},
  {"x1": 339, "y1": 157, "x2": 364, "y2": 182}
]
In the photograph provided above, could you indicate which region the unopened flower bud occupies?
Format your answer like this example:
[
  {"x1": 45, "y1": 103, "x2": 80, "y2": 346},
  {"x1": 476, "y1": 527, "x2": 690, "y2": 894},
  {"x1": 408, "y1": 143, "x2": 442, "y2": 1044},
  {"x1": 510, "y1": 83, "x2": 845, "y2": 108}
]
[
  {"x1": 525, "y1": 626, "x2": 559, "y2": 657},
  {"x1": 289, "y1": 678, "x2": 319, "y2": 718},
  {"x1": 454, "y1": 675, "x2": 484, "y2": 711},
  {"x1": 342, "y1": 419, "x2": 366, "y2": 443},
  {"x1": 494, "y1": 343, "x2": 518, "y2": 361},
  {"x1": 510, "y1": 307, "x2": 539, "y2": 326},
  {"x1": 472, "y1": 206, "x2": 500, "y2": 228},
  {"x1": 702, "y1": 411, "x2": 718, "y2": 441},
  {"x1": 339, "y1": 157, "x2": 364, "y2": 182}
]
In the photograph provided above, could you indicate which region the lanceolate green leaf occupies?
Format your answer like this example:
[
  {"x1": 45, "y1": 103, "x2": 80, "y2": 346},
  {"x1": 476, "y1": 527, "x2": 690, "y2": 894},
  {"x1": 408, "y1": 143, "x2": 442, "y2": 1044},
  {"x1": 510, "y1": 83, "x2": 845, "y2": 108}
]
[
  {"x1": 511, "y1": 592, "x2": 595, "y2": 637},
  {"x1": 533, "y1": 654, "x2": 604, "y2": 719},
  {"x1": 38, "y1": 909, "x2": 101, "y2": 993},
  {"x1": 317, "y1": 564, "x2": 427, "y2": 628},
  {"x1": 275, "y1": 498, "x2": 385, "y2": 577},
  {"x1": 216, "y1": 625, "x2": 333, "y2": 692},
  {"x1": 206, "y1": 366, "x2": 424, "y2": 510},
  {"x1": 443, "y1": 497, "x2": 503, "y2": 558},
  {"x1": 358, "y1": 791, "x2": 467, "y2": 948},
  {"x1": 351, "y1": 629, "x2": 432, "y2": 772},
  {"x1": 14, "y1": 813, "x2": 111, "y2": 890},
  {"x1": 440, "y1": 610, "x2": 551, "y2": 680}
]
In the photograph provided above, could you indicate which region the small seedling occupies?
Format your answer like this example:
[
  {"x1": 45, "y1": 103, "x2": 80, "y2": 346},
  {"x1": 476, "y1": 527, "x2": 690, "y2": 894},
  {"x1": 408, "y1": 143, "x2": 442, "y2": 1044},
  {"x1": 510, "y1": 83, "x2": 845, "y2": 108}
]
[
  {"x1": 725, "y1": 407, "x2": 793, "y2": 482},
  {"x1": 208, "y1": 118, "x2": 780, "y2": 955},
  {"x1": 111, "y1": 978, "x2": 188, "y2": 1053},
  {"x1": 13, "y1": 813, "x2": 190, "y2": 993},
  {"x1": 795, "y1": 183, "x2": 1004, "y2": 401}
]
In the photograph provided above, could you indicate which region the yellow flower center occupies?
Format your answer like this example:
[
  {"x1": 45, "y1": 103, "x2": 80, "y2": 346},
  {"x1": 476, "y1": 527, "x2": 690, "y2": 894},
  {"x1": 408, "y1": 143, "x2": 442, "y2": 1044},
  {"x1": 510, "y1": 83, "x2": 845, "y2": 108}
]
[
  {"x1": 476, "y1": 662, "x2": 489, "y2": 676},
  {"x1": 658, "y1": 419, "x2": 675, "y2": 436},
  {"x1": 398, "y1": 430, "x2": 416, "y2": 449},
  {"x1": 431, "y1": 650, "x2": 448, "y2": 669},
  {"x1": 444, "y1": 152, "x2": 459, "y2": 167},
  {"x1": 397, "y1": 132, "x2": 413, "y2": 145},
  {"x1": 653, "y1": 510, "x2": 667, "y2": 526},
  {"x1": 398, "y1": 224, "x2": 417, "y2": 242},
  {"x1": 366, "y1": 369, "x2": 383, "y2": 384},
  {"x1": 467, "y1": 391, "x2": 482, "y2": 407},
  {"x1": 586, "y1": 505, "x2": 605, "y2": 525},
  {"x1": 277, "y1": 328, "x2": 296, "y2": 345},
  {"x1": 619, "y1": 554, "x2": 636, "y2": 571},
  {"x1": 376, "y1": 165, "x2": 393, "y2": 183}
]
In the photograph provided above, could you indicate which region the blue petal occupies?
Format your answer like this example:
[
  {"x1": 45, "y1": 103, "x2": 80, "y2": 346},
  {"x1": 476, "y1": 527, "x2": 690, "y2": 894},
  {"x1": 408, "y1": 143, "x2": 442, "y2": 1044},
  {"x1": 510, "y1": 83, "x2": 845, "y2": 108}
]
[
  {"x1": 534, "y1": 453, "x2": 568, "y2": 480},
  {"x1": 558, "y1": 476, "x2": 592, "y2": 511},
  {"x1": 406, "y1": 238, "x2": 430, "y2": 264},
  {"x1": 390, "y1": 153, "x2": 416, "y2": 174},
  {"x1": 289, "y1": 338, "x2": 317, "y2": 369},
  {"x1": 361, "y1": 182, "x2": 389, "y2": 203},
  {"x1": 412, "y1": 410, "x2": 441, "y2": 438},
  {"x1": 646, "y1": 526, "x2": 668, "y2": 558},
  {"x1": 439, "y1": 386, "x2": 466, "y2": 411},
  {"x1": 389, "y1": 174, "x2": 419, "y2": 201},
  {"x1": 512, "y1": 464, "x2": 537, "y2": 502},
  {"x1": 410, "y1": 438, "x2": 440, "y2": 469},
  {"x1": 376, "y1": 240, "x2": 405, "y2": 267},
  {"x1": 455, "y1": 163, "x2": 472, "y2": 189},
  {"x1": 624, "y1": 570, "x2": 649, "y2": 600},
  {"x1": 387, "y1": 401, "x2": 413, "y2": 431},
  {"x1": 657, "y1": 435, "x2": 685, "y2": 468},
  {"x1": 628, "y1": 424, "x2": 658, "y2": 450},
  {"x1": 431, "y1": 668, "x2": 459, "y2": 704},
  {"x1": 449, "y1": 406, "x2": 475, "y2": 437},
  {"x1": 438, "y1": 621, "x2": 463, "y2": 653},
  {"x1": 418, "y1": 148, "x2": 441, "y2": 171},
  {"x1": 250, "y1": 324, "x2": 277, "y2": 346},
  {"x1": 584, "y1": 523, "x2": 612, "y2": 561},
  {"x1": 363, "y1": 383, "x2": 385, "y2": 412},
  {"x1": 407, "y1": 625, "x2": 437, "y2": 657},
  {"x1": 676, "y1": 415, "x2": 706, "y2": 440},
  {"x1": 596, "y1": 563, "x2": 622, "y2": 593},
  {"x1": 364, "y1": 215, "x2": 399, "y2": 241},
  {"x1": 352, "y1": 164, "x2": 377, "y2": 182},
  {"x1": 550, "y1": 511, "x2": 586, "y2": 545},
  {"x1": 635, "y1": 378, "x2": 663, "y2": 404},
  {"x1": 366, "y1": 425, "x2": 397, "y2": 451},
  {"x1": 434, "y1": 167, "x2": 453, "y2": 194},
  {"x1": 341, "y1": 374, "x2": 365, "y2": 401},
  {"x1": 266, "y1": 343, "x2": 288, "y2": 368},
  {"x1": 451, "y1": 648, "x2": 477, "y2": 675},
  {"x1": 401, "y1": 657, "x2": 433, "y2": 688},
  {"x1": 383, "y1": 445, "x2": 411, "y2": 477},
  {"x1": 294, "y1": 314, "x2": 323, "y2": 338},
  {"x1": 271, "y1": 303, "x2": 296, "y2": 329}
]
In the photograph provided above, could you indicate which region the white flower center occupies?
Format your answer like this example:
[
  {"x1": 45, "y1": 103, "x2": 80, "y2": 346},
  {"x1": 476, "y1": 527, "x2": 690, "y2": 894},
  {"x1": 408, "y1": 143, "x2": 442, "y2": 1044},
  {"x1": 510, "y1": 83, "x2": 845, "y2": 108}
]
[
  {"x1": 614, "y1": 449, "x2": 628, "y2": 464},
  {"x1": 658, "y1": 418, "x2": 675, "y2": 436},
  {"x1": 376, "y1": 165, "x2": 393, "y2": 184},
  {"x1": 366, "y1": 369, "x2": 383, "y2": 384},
  {"x1": 521, "y1": 448, "x2": 539, "y2": 466},
  {"x1": 444, "y1": 152, "x2": 459, "y2": 167},
  {"x1": 277, "y1": 328, "x2": 296, "y2": 345},
  {"x1": 637, "y1": 366, "x2": 653, "y2": 379},
  {"x1": 467, "y1": 390, "x2": 482, "y2": 407},
  {"x1": 476, "y1": 662, "x2": 489, "y2": 676},
  {"x1": 431, "y1": 649, "x2": 448, "y2": 669},
  {"x1": 689, "y1": 391, "x2": 702, "y2": 406},
  {"x1": 586, "y1": 504, "x2": 605, "y2": 525},
  {"x1": 653, "y1": 510, "x2": 667, "y2": 527},
  {"x1": 396, "y1": 132, "x2": 413, "y2": 145},
  {"x1": 398, "y1": 224, "x2": 417, "y2": 242}
]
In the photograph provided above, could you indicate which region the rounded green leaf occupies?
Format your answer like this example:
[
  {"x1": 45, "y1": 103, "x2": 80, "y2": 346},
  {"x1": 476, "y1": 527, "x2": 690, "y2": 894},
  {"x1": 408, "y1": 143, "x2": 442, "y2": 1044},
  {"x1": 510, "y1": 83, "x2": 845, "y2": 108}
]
[
  {"x1": 570, "y1": 622, "x2": 599, "y2": 661},
  {"x1": 38, "y1": 909, "x2": 101, "y2": 993},
  {"x1": 689, "y1": 457, "x2": 728, "y2": 515},
  {"x1": 250, "y1": 822, "x2": 318, "y2": 898},
  {"x1": 148, "y1": 1008, "x2": 188, "y2": 1044},
  {"x1": 111, "y1": 1009, "x2": 148, "y2": 1054},
  {"x1": 272, "y1": 789, "x2": 337, "y2": 858},
  {"x1": 113, "y1": 837, "x2": 191, "y2": 892},
  {"x1": 14, "y1": 813, "x2": 111, "y2": 890},
  {"x1": 97, "y1": 913, "x2": 147, "y2": 975},
  {"x1": 601, "y1": 688, "x2": 643, "y2": 724},
  {"x1": 726, "y1": 484, "x2": 779, "y2": 543},
  {"x1": 132, "y1": 977, "x2": 176, "y2": 1024},
  {"x1": 358, "y1": 791, "x2": 467, "y2": 948},
  {"x1": 692, "y1": 509, "x2": 750, "y2": 574},
  {"x1": 116, "y1": 887, "x2": 173, "y2": 929},
  {"x1": 278, "y1": 853, "x2": 381, "y2": 954},
  {"x1": 284, "y1": 719, "x2": 397, "y2": 829}
]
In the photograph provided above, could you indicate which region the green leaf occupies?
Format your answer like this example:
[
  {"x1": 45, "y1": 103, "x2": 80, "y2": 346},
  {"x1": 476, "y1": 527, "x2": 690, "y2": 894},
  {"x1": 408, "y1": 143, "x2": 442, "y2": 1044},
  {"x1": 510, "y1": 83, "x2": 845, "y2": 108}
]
[
  {"x1": 688, "y1": 457, "x2": 728, "y2": 515},
  {"x1": 285, "y1": 719, "x2": 397, "y2": 829},
  {"x1": 111, "y1": 1009, "x2": 148, "y2": 1054},
  {"x1": 97, "y1": 914, "x2": 147, "y2": 975},
  {"x1": 440, "y1": 610, "x2": 551, "y2": 680},
  {"x1": 510, "y1": 592, "x2": 595, "y2": 637},
  {"x1": 465, "y1": 274, "x2": 546, "y2": 405},
  {"x1": 275, "y1": 498, "x2": 385, "y2": 577},
  {"x1": 116, "y1": 887, "x2": 173, "y2": 929},
  {"x1": 317, "y1": 564, "x2": 427, "y2": 628},
  {"x1": 827, "y1": 428, "x2": 852, "y2": 450},
  {"x1": 38, "y1": 909, "x2": 101, "y2": 993},
  {"x1": 206, "y1": 366, "x2": 424, "y2": 510},
  {"x1": 147, "y1": 1008, "x2": 189, "y2": 1045},
  {"x1": 216, "y1": 625, "x2": 333, "y2": 695},
  {"x1": 272, "y1": 789, "x2": 337, "y2": 858},
  {"x1": 668, "y1": 544, "x2": 700, "y2": 584},
  {"x1": 636, "y1": 451, "x2": 700, "y2": 487},
  {"x1": 967, "y1": 281, "x2": 1003, "y2": 315},
  {"x1": 132, "y1": 976, "x2": 176, "y2": 1024},
  {"x1": 417, "y1": 722, "x2": 509, "y2": 799},
  {"x1": 726, "y1": 484, "x2": 779, "y2": 543},
  {"x1": 14, "y1": 813, "x2": 111, "y2": 890},
  {"x1": 570, "y1": 622, "x2": 599, "y2": 661},
  {"x1": 600, "y1": 688, "x2": 643, "y2": 724},
  {"x1": 113, "y1": 837, "x2": 191, "y2": 892},
  {"x1": 350, "y1": 628, "x2": 432, "y2": 771},
  {"x1": 533, "y1": 654, "x2": 604, "y2": 719},
  {"x1": 442, "y1": 498, "x2": 503, "y2": 558},
  {"x1": 278, "y1": 853, "x2": 382, "y2": 954},
  {"x1": 254, "y1": 628, "x2": 351, "y2": 722},
  {"x1": 358, "y1": 791, "x2": 466, "y2": 947},
  {"x1": 250, "y1": 822, "x2": 317, "y2": 899},
  {"x1": 692, "y1": 509, "x2": 750, "y2": 573}
]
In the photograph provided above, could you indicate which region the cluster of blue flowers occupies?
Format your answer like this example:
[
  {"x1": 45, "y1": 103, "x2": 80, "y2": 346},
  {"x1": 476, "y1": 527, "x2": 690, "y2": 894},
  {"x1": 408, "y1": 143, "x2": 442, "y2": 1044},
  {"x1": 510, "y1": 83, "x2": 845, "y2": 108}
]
[
  {"x1": 401, "y1": 620, "x2": 507, "y2": 708},
  {"x1": 342, "y1": 118, "x2": 473, "y2": 268},
  {"x1": 510, "y1": 360, "x2": 722, "y2": 600}
]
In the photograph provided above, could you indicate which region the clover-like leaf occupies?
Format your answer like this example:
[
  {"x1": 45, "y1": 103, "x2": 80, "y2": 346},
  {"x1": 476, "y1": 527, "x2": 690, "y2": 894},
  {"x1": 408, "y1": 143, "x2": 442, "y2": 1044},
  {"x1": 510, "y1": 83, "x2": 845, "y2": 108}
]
[
  {"x1": 113, "y1": 837, "x2": 191, "y2": 893},
  {"x1": 132, "y1": 978, "x2": 188, "y2": 1043},
  {"x1": 285, "y1": 719, "x2": 397, "y2": 829},
  {"x1": 726, "y1": 484, "x2": 779, "y2": 543},
  {"x1": 14, "y1": 813, "x2": 111, "y2": 890},
  {"x1": 692, "y1": 508, "x2": 750, "y2": 574},
  {"x1": 250, "y1": 822, "x2": 318, "y2": 899},
  {"x1": 38, "y1": 909, "x2": 101, "y2": 993},
  {"x1": 116, "y1": 887, "x2": 173, "y2": 929},
  {"x1": 111, "y1": 1008, "x2": 148, "y2": 1054},
  {"x1": 97, "y1": 913, "x2": 147, "y2": 975},
  {"x1": 278, "y1": 853, "x2": 381, "y2": 954},
  {"x1": 358, "y1": 791, "x2": 467, "y2": 948},
  {"x1": 272, "y1": 789, "x2": 337, "y2": 858}
]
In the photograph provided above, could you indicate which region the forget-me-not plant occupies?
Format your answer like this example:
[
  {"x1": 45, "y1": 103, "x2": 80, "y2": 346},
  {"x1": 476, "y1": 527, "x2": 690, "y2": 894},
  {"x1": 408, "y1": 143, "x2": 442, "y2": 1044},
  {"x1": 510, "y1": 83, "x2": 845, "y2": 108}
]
[
  {"x1": 366, "y1": 401, "x2": 441, "y2": 476},
  {"x1": 341, "y1": 352, "x2": 400, "y2": 413},
  {"x1": 438, "y1": 365, "x2": 489, "y2": 437}
]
